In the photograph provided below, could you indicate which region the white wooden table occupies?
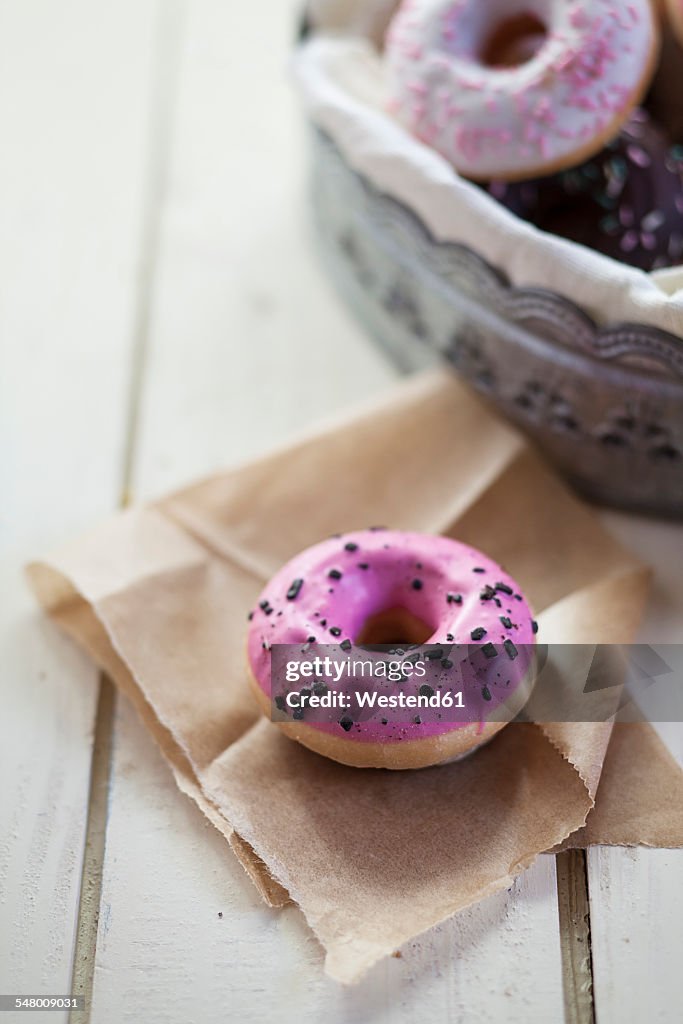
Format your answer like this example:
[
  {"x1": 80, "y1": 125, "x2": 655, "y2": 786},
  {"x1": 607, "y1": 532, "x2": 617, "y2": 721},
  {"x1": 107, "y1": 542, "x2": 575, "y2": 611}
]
[{"x1": 1, "y1": 3, "x2": 682, "y2": 1022}]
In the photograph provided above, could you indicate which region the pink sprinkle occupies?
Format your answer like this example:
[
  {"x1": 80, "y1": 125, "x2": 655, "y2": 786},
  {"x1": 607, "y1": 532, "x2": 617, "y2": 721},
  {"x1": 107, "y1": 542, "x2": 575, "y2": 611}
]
[
  {"x1": 403, "y1": 42, "x2": 423, "y2": 60},
  {"x1": 407, "y1": 80, "x2": 428, "y2": 96},
  {"x1": 627, "y1": 145, "x2": 651, "y2": 168},
  {"x1": 620, "y1": 206, "x2": 635, "y2": 228},
  {"x1": 420, "y1": 122, "x2": 438, "y2": 144},
  {"x1": 620, "y1": 231, "x2": 639, "y2": 253}
]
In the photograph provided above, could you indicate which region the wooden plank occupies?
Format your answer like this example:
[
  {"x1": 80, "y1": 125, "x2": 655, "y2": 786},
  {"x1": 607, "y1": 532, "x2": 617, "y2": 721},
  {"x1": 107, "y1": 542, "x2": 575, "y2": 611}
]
[
  {"x1": 88, "y1": 1, "x2": 567, "y2": 1020},
  {"x1": 587, "y1": 515, "x2": 683, "y2": 1024},
  {"x1": 126, "y1": 0, "x2": 395, "y2": 501},
  {"x1": 0, "y1": 0, "x2": 160, "y2": 1015},
  {"x1": 588, "y1": 843, "x2": 683, "y2": 1024}
]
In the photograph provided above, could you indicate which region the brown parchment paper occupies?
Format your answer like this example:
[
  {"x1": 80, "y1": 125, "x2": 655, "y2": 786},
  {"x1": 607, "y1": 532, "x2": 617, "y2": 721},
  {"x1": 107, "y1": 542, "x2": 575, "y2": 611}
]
[{"x1": 27, "y1": 370, "x2": 683, "y2": 983}]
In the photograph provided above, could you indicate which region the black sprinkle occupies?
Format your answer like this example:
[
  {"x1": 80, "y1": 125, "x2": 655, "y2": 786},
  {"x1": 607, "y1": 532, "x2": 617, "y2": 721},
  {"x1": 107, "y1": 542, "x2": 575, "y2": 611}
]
[
  {"x1": 504, "y1": 640, "x2": 519, "y2": 661},
  {"x1": 293, "y1": 707, "x2": 305, "y2": 721},
  {"x1": 482, "y1": 643, "x2": 498, "y2": 659},
  {"x1": 312, "y1": 682, "x2": 328, "y2": 696},
  {"x1": 441, "y1": 658, "x2": 453, "y2": 669},
  {"x1": 287, "y1": 578, "x2": 304, "y2": 601},
  {"x1": 419, "y1": 684, "x2": 435, "y2": 698},
  {"x1": 358, "y1": 562, "x2": 369, "y2": 570},
  {"x1": 259, "y1": 599, "x2": 271, "y2": 611},
  {"x1": 471, "y1": 627, "x2": 487, "y2": 641},
  {"x1": 500, "y1": 616, "x2": 513, "y2": 629},
  {"x1": 274, "y1": 695, "x2": 287, "y2": 712},
  {"x1": 247, "y1": 611, "x2": 254, "y2": 621},
  {"x1": 412, "y1": 578, "x2": 423, "y2": 590},
  {"x1": 446, "y1": 633, "x2": 454, "y2": 641},
  {"x1": 473, "y1": 567, "x2": 486, "y2": 573},
  {"x1": 480, "y1": 585, "x2": 497, "y2": 601},
  {"x1": 482, "y1": 685, "x2": 492, "y2": 701},
  {"x1": 328, "y1": 569, "x2": 343, "y2": 580},
  {"x1": 426, "y1": 647, "x2": 444, "y2": 660},
  {"x1": 340, "y1": 639, "x2": 352, "y2": 652},
  {"x1": 344, "y1": 542, "x2": 358, "y2": 552},
  {"x1": 262, "y1": 642, "x2": 271, "y2": 651},
  {"x1": 307, "y1": 636, "x2": 316, "y2": 643},
  {"x1": 320, "y1": 619, "x2": 327, "y2": 627},
  {"x1": 381, "y1": 718, "x2": 388, "y2": 725},
  {"x1": 495, "y1": 582, "x2": 513, "y2": 595},
  {"x1": 514, "y1": 594, "x2": 523, "y2": 602},
  {"x1": 532, "y1": 620, "x2": 539, "y2": 634},
  {"x1": 339, "y1": 716, "x2": 354, "y2": 732},
  {"x1": 447, "y1": 592, "x2": 463, "y2": 604},
  {"x1": 330, "y1": 627, "x2": 342, "y2": 637},
  {"x1": 413, "y1": 715, "x2": 422, "y2": 724}
]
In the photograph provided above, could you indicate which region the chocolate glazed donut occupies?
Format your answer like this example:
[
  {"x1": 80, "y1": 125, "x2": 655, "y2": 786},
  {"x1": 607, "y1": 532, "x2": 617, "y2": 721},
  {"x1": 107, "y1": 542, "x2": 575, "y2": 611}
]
[{"x1": 485, "y1": 108, "x2": 683, "y2": 270}]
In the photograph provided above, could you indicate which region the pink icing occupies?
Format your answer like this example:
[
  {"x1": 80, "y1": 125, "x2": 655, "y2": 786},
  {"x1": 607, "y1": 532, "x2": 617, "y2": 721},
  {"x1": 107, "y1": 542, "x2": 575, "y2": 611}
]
[
  {"x1": 247, "y1": 530, "x2": 537, "y2": 744},
  {"x1": 385, "y1": 0, "x2": 657, "y2": 179}
]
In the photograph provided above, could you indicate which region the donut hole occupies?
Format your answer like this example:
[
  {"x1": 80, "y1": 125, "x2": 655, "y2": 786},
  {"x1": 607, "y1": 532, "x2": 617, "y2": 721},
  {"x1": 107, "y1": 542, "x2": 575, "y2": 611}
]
[
  {"x1": 356, "y1": 607, "x2": 434, "y2": 646},
  {"x1": 481, "y1": 13, "x2": 547, "y2": 68}
]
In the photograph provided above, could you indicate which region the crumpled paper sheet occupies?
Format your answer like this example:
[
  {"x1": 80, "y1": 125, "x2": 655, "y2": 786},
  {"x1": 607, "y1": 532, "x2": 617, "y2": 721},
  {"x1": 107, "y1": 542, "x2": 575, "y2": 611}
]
[{"x1": 27, "y1": 371, "x2": 683, "y2": 983}]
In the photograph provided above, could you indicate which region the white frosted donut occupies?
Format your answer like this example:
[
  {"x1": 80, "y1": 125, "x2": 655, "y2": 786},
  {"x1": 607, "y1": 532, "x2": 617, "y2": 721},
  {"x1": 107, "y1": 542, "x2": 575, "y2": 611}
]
[{"x1": 385, "y1": 0, "x2": 660, "y2": 180}]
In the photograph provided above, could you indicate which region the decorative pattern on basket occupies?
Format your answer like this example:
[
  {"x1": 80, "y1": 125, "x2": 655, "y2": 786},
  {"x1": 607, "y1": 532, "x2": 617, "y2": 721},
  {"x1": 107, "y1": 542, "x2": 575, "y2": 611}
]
[{"x1": 311, "y1": 128, "x2": 683, "y2": 516}]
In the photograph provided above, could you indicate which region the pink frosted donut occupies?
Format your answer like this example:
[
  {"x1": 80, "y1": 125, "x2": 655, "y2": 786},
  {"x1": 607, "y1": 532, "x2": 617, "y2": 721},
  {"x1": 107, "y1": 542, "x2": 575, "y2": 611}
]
[
  {"x1": 385, "y1": 0, "x2": 660, "y2": 181},
  {"x1": 247, "y1": 529, "x2": 537, "y2": 769}
]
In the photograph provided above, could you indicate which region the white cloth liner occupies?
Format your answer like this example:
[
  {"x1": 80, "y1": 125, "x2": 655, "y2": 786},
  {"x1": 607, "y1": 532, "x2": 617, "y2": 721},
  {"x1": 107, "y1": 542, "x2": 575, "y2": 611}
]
[{"x1": 293, "y1": 35, "x2": 683, "y2": 338}]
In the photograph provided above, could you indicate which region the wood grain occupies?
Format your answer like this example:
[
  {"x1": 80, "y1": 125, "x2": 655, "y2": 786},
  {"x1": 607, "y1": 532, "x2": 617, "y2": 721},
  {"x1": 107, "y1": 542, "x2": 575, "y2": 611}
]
[
  {"x1": 69, "y1": 678, "x2": 116, "y2": 1017},
  {"x1": 0, "y1": 0, "x2": 159, "y2": 1015},
  {"x1": 556, "y1": 851, "x2": 595, "y2": 1024}
]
